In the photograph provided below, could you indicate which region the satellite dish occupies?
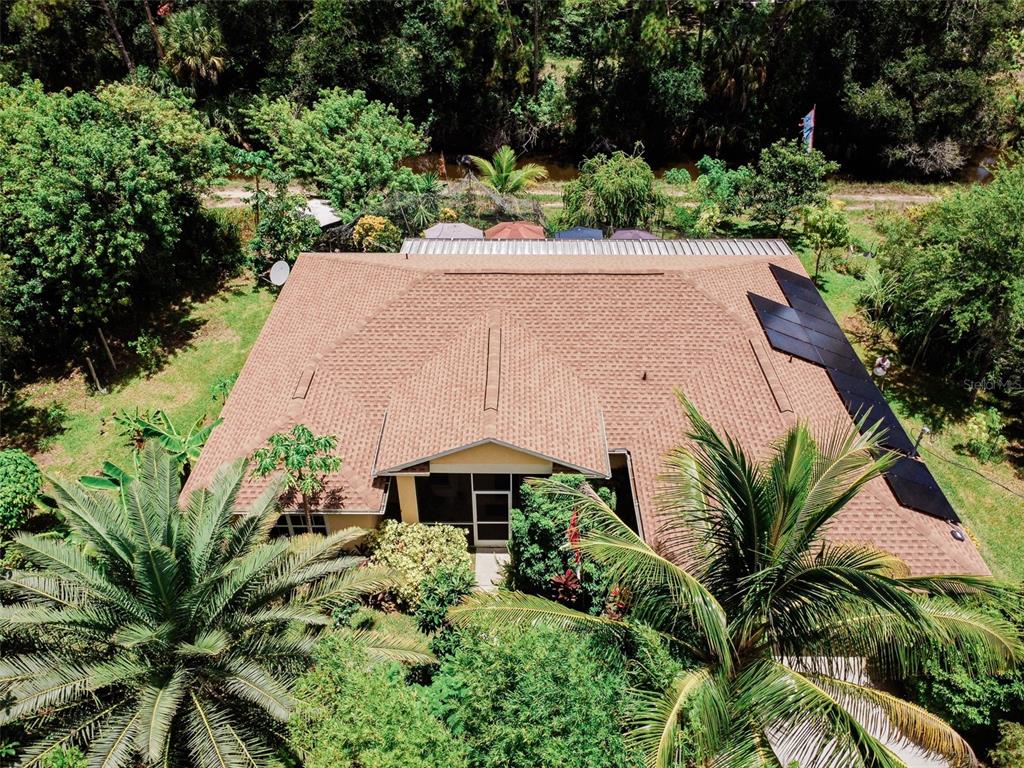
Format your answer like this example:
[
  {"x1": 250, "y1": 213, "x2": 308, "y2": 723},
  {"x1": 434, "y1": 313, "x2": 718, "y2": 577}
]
[{"x1": 269, "y1": 260, "x2": 290, "y2": 286}]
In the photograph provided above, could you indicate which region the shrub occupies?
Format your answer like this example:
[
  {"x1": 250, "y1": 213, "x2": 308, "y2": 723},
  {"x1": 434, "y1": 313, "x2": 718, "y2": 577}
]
[
  {"x1": 741, "y1": 139, "x2": 839, "y2": 234},
  {"x1": 247, "y1": 175, "x2": 322, "y2": 268},
  {"x1": 990, "y1": 721, "x2": 1024, "y2": 767},
  {"x1": 128, "y1": 332, "x2": 165, "y2": 376},
  {"x1": 40, "y1": 747, "x2": 86, "y2": 768},
  {"x1": 506, "y1": 474, "x2": 614, "y2": 614},
  {"x1": 429, "y1": 624, "x2": 635, "y2": 768},
  {"x1": 663, "y1": 167, "x2": 692, "y2": 186},
  {"x1": 415, "y1": 563, "x2": 476, "y2": 634},
  {"x1": 353, "y1": 214, "x2": 403, "y2": 252},
  {"x1": 0, "y1": 449, "x2": 41, "y2": 536},
  {"x1": 959, "y1": 407, "x2": 1010, "y2": 463},
  {"x1": 561, "y1": 151, "x2": 667, "y2": 233},
  {"x1": 290, "y1": 634, "x2": 467, "y2": 768},
  {"x1": 368, "y1": 520, "x2": 472, "y2": 609},
  {"x1": 803, "y1": 202, "x2": 851, "y2": 279}
]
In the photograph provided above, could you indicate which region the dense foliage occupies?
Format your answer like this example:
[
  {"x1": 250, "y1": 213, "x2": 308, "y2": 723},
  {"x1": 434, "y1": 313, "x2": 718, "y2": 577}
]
[
  {"x1": 290, "y1": 635, "x2": 465, "y2": 768},
  {"x1": 507, "y1": 473, "x2": 614, "y2": 614},
  {"x1": 7, "y1": 0, "x2": 1020, "y2": 172},
  {"x1": 368, "y1": 520, "x2": 473, "y2": 610},
  {"x1": 873, "y1": 161, "x2": 1024, "y2": 393},
  {"x1": 429, "y1": 623, "x2": 637, "y2": 768},
  {"x1": 0, "y1": 79, "x2": 231, "y2": 370},
  {"x1": 905, "y1": 596, "x2": 1024, "y2": 759},
  {"x1": 0, "y1": 445, "x2": 400, "y2": 768},
  {"x1": 454, "y1": 395, "x2": 1021, "y2": 768},
  {"x1": 740, "y1": 139, "x2": 840, "y2": 233},
  {"x1": 0, "y1": 449, "x2": 40, "y2": 536},
  {"x1": 246, "y1": 176, "x2": 322, "y2": 268},
  {"x1": 244, "y1": 88, "x2": 426, "y2": 219},
  {"x1": 561, "y1": 151, "x2": 667, "y2": 232}
]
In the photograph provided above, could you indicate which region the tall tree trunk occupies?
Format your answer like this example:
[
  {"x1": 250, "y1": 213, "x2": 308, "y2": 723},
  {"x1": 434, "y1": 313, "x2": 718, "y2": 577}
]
[
  {"x1": 143, "y1": 0, "x2": 164, "y2": 60},
  {"x1": 531, "y1": 0, "x2": 541, "y2": 96},
  {"x1": 97, "y1": 0, "x2": 135, "y2": 72},
  {"x1": 301, "y1": 494, "x2": 313, "y2": 534}
]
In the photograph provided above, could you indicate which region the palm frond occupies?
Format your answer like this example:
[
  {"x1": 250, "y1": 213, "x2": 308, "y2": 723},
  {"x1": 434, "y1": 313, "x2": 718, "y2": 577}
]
[
  {"x1": 739, "y1": 660, "x2": 907, "y2": 768},
  {"x1": 807, "y1": 672, "x2": 975, "y2": 766},
  {"x1": 87, "y1": 709, "x2": 140, "y2": 768},
  {"x1": 626, "y1": 666, "x2": 729, "y2": 768},
  {"x1": 136, "y1": 670, "x2": 188, "y2": 763},
  {"x1": 345, "y1": 628, "x2": 438, "y2": 665},
  {"x1": 530, "y1": 477, "x2": 732, "y2": 665},
  {"x1": 218, "y1": 659, "x2": 295, "y2": 720},
  {"x1": 449, "y1": 590, "x2": 622, "y2": 635}
]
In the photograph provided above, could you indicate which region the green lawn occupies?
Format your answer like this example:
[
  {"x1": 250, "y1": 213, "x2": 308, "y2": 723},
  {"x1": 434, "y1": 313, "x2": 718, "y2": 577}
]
[{"x1": 19, "y1": 279, "x2": 275, "y2": 482}]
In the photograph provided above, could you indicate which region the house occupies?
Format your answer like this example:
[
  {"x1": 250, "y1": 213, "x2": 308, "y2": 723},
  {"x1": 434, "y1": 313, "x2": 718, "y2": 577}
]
[{"x1": 185, "y1": 238, "x2": 987, "y2": 576}]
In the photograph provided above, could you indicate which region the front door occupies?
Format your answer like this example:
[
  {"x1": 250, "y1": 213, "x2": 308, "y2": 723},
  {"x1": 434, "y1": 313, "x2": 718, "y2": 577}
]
[{"x1": 472, "y1": 473, "x2": 511, "y2": 546}]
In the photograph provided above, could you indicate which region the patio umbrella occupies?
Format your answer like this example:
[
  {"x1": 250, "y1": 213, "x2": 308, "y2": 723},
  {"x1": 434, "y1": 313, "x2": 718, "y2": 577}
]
[
  {"x1": 423, "y1": 222, "x2": 484, "y2": 239},
  {"x1": 610, "y1": 228, "x2": 659, "y2": 240},
  {"x1": 554, "y1": 226, "x2": 603, "y2": 240},
  {"x1": 484, "y1": 221, "x2": 545, "y2": 240}
]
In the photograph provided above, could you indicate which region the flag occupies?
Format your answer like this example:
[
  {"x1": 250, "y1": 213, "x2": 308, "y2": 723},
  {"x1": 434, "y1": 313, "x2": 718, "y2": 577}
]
[{"x1": 801, "y1": 106, "x2": 816, "y2": 151}]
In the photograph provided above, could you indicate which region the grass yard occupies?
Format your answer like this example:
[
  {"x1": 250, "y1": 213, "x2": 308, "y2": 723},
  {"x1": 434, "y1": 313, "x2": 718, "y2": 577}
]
[{"x1": 13, "y1": 279, "x2": 275, "y2": 482}]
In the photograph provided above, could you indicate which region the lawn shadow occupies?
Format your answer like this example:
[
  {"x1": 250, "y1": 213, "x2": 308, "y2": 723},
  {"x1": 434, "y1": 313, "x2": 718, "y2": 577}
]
[{"x1": 0, "y1": 390, "x2": 69, "y2": 452}]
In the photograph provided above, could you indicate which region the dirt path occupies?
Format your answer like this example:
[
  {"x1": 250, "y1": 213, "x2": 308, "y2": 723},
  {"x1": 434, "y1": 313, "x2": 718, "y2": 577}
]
[{"x1": 203, "y1": 183, "x2": 942, "y2": 210}]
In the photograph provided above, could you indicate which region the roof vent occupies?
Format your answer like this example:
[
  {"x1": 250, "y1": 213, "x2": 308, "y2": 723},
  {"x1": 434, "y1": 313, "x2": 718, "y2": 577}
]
[
  {"x1": 484, "y1": 315, "x2": 501, "y2": 412},
  {"x1": 292, "y1": 367, "x2": 315, "y2": 399}
]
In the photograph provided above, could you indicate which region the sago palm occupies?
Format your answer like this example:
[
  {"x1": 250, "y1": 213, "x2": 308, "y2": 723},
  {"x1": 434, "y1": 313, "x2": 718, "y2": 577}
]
[
  {"x1": 162, "y1": 7, "x2": 227, "y2": 87},
  {"x1": 0, "y1": 445, "x2": 430, "y2": 768},
  {"x1": 468, "y1": 145, "x2": 548, "y2": 195},
  {"x1": 453, "y1": 394, "x2": 1020, "y2": 768}
]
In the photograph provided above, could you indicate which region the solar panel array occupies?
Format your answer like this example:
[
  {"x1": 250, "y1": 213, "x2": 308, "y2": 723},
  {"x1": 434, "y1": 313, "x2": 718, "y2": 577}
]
[{"x1": 749, "y1": 264, "x2": 958, "y2": 523}]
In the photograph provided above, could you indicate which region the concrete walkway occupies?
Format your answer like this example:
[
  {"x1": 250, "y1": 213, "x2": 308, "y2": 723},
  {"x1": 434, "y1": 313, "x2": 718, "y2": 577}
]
[{"x1": 473, "y1": 548, "x2": 509, "y2": 592}]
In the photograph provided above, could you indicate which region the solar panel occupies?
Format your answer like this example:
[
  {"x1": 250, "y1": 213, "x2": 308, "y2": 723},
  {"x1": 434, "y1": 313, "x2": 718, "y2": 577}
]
[
  {"x1": 748, "y1": 266, "x2": 959, "y2": 523},
  {"x1": 886, "y1": 456, "x2": 959, "y2": 522},
  {"x1": 763, "y1": 329, "x2": 824, "y2": 365}
]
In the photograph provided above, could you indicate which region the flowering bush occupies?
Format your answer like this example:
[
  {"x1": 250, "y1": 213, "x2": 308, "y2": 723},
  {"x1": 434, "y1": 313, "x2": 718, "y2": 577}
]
[
  {"x1": 353, "y1": 214, "x2": 402, "y2": 252},
  {"x1": 368, "y1": 520, "x2": 472, "y2": 609}
]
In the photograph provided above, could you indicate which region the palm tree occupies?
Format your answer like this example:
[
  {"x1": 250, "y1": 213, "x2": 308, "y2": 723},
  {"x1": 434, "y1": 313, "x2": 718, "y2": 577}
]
[
  {"x1": 162, "y1": 7, "x2": 228, "y2": 88},
  {"x1": 0, "y1": 445, "x2": 430, "y2": 768},
  {"x1": 452, "y1": 395, "x2": 1020, "y2": 768},
  {"x1": 467, "y1": 145, "x2": 548, "y2": 195}
]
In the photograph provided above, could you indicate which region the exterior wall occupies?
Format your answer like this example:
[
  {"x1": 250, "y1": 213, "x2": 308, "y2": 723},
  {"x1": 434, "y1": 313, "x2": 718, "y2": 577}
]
[
  {"x1": 324, "y1": 513, "x2": 381, "y2": 534},
  {"x1": 429, "y1": 442, "x2": 553, "y2": 474},
  {"x1": 396, "y1": 475, "x2": 420, "y2": 524}
]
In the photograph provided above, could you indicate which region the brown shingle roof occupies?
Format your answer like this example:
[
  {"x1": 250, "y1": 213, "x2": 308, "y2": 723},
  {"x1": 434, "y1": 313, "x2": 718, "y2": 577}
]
[{"x1": 185, "y1": 247, "x2": 987, "y2": 576}]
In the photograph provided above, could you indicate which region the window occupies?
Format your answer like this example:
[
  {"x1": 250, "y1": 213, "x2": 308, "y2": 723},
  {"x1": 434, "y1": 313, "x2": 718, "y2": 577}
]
[{"x1": 270, "y1": 513, "x2": 328, "y2": 537}]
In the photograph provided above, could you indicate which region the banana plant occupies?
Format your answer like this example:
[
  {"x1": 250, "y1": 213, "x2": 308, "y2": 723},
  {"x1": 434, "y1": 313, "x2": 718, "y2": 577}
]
[{"x1": 114, "y1": 408, "x2": 222, "y2": 480}]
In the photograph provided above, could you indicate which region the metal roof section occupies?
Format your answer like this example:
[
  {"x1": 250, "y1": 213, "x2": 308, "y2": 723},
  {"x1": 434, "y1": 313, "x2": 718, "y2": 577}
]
[
  {"x1": 302, "y1": 199, "x2": 343, "y2": 228},
  {"x1": 400, "y1": 237, "x2": 794, "y2": 257}
]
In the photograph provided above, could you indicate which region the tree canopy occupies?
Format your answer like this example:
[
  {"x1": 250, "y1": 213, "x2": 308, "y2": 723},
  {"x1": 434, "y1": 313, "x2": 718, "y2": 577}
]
[
  {"x1": 0, "y1": 79, "x2": 230, "y2": 368},
  {"x1": 560, "y1": 151, "x2": 667, "y2": 232},
  {"x1": 873, "y1": 160, "x2": 1024, "y2": 393},
  {"x1": 244, "y1": 88, "x2": 427, "y2": 220},
  {"x1": 3, "y1": 0, "x2": 1021, "y2": 173}
]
